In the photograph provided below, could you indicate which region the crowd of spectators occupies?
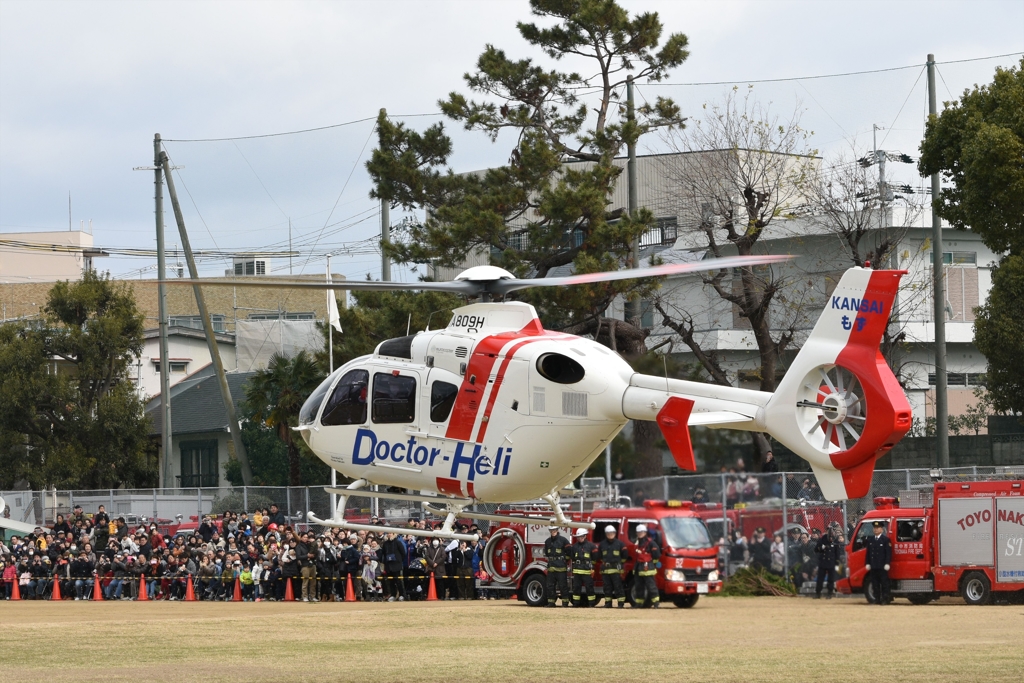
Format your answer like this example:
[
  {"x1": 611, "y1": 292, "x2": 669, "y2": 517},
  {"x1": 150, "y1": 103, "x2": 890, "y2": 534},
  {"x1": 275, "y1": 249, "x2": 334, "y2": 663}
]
[
  {"x1": 1, "y1": 504, "x2": 496, "y2": 602},
  {"x1": 719, "y1": 522, "x2": 848, "y2": 588}
]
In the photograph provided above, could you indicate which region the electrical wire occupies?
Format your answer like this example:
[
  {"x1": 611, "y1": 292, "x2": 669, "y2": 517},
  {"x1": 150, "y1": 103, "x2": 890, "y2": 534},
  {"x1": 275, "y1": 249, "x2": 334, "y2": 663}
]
[
  {"x1": 879, "y1": 67, "x2": 926, "y2": 149},
  {"x1": 162, "y1": 112, "x2": 441, "y2": 143}
]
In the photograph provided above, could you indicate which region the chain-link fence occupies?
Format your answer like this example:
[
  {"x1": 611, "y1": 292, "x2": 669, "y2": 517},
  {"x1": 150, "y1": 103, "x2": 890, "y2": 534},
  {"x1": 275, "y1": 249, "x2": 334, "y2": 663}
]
[{"x1": 4, "y1": 466, "x2": 1023, "y2": 535}]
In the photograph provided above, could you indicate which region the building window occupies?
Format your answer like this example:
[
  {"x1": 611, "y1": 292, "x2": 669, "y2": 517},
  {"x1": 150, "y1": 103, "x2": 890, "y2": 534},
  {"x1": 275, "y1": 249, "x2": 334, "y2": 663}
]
[
  {"x1": 927, "y1": 372, "x2": 985, "y2": 387},
  {"x1": 639, "y1": 217, "x2": 679, "y2": 248},
  {"x1": 178, "y1": 439, "x2": 219, "y2": 488},
  {"x1": 932, "y1": 251, "x2": 977, "y2": 266},
  {"x1": 169, "y1": 314, "x2": 225, "y2": 333},
  {"x1": 640, "y1": 300, "x2": 655, "y2": 328},
  {"x1": 247, "y1": 311, "x2": 315, "y2": 321}
]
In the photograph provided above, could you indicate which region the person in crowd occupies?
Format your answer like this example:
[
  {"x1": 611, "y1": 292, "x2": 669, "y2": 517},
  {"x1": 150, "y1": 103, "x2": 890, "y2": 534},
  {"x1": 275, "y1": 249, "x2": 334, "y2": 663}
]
[
  {"x1": 596, "y1": 525, "x2": 628, "y2": 608},
  {"x1": 797, "y1": 479, "x2": 815, "y2": 500},
  {"x1": 542, "y1": 526, "x2": 571, "y2": 607},
  {"x1": 341, "y1": 534, "x2": 361, "y2": 600},
  {"x1": 105, "y1": 553, "x2": 128, "y2": 600},
  {"x1": 70, "y1": 551, "x2": 95, "y2": 600},
  {"x1": 728, "y1": 529, "x2": 748, "y2": 573},
  {"x1": 295, "y1": 531, "x2": 317, "y2": 602},
  {"x1": 568, "y1": 528, "x2": 597, "y2": 608},
  {"x1": 453, "y1": 540, "x2": 473, "y2": 600},
  {"x1": 317, "y1": 536, "x2": 338, "y2": 601},
  {"x1": 762, "y1": 450, "x2": 779, "y2": 473},
  {"x1": 422, "y1": 536, "x2": 445, "y2": 590},
  {"x1": 748, "y1": 527, "x2": 772, "y2": 570},
  {"x1": 814, "y1": 523, "x2": 842, "y2": 599},
  {"x1": 380, "y1": 532, "x2": 407, "y2": 602},
  {"x1": 864, "y1": 521, "x2": 892, "y2": 605},
  {"x1": 770, "y1": 533, "x2": 785, "y2": 575},
  {"x1": 633, "y1": 524, "x2": 661, "y2": 608}
]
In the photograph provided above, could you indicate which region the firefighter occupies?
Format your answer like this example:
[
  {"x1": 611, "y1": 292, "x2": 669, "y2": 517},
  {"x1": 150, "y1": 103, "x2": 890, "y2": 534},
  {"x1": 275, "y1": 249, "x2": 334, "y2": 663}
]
[
  {"x1": 597, "y1": 525, "x2": 628, "y2": 608},
  {"x1": 633, "y1": 524, "x2": 661, "y2": 608},
  {"x1": 543, "y1": 526, "x2": 571, "y2": 607},
  {"x1": 568, "y1": 528, "x2": 597, "y2": 607},
  {"x1": 814, "y1": 523, "x2": 842, "y2": 599},
  {"x1": 864, "y1": 520, "x2": 892, "y2": 605}
]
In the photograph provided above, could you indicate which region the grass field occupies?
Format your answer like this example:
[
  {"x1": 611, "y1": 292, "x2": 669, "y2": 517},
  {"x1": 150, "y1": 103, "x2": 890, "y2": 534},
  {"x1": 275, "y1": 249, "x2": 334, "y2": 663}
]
[{"x1": 1, "y1": 596, "x2": 1021, "y2": 683}]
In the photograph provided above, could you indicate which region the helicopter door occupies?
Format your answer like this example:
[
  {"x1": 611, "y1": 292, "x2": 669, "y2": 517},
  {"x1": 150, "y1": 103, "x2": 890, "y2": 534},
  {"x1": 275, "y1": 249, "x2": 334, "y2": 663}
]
[{"x1": 425, "y1": 368, "x2": 463, "y2": 438}]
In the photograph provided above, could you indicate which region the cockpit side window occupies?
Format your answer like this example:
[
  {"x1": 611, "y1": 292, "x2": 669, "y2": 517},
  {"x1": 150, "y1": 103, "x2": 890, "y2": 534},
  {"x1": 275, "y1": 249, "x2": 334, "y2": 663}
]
[
  {"x1": 430, "y1": 381, "x2": 459, "y2": 423},
  {"x1": 320, "y1": 370, "x2": 368, "y2": 426},
  {"x1": 372, "y1": 372, "x2": 416, "y2": 424}
]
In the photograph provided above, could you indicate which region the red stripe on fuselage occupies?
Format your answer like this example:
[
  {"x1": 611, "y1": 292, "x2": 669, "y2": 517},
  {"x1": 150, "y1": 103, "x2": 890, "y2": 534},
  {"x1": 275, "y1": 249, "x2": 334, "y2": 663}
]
[{"x1": 474, "y1": 338, "x2": 537, "y2": 442}]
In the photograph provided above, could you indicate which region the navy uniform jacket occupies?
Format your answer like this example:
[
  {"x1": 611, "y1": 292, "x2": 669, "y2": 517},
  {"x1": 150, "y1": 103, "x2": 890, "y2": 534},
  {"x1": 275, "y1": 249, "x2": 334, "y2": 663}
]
[{"x1": 864, "y1": 533, "x2": 892, "y2": 568}]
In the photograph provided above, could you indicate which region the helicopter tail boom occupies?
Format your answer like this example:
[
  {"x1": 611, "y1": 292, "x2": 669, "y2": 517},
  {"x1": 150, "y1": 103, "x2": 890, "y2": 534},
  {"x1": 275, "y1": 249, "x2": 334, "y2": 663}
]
[{"x1": 622, "y1": 267, "x2": 912, "y2": 501}]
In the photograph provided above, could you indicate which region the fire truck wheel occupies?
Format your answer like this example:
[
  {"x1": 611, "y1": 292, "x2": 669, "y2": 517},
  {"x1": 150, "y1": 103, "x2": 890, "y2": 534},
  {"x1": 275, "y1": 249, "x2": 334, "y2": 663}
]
[
  {"x1": 673, "y1": 594, "x2": 699, "y2": 609},
  {"x1": 906, "y1": 593, "x2": 935, "y2": 605},
  {"x1": 960, "y1": 572, "x2": 991, "y2": 606},
  {"x1": 522, "y1": 573, "x2": 547, "y2": 607}
]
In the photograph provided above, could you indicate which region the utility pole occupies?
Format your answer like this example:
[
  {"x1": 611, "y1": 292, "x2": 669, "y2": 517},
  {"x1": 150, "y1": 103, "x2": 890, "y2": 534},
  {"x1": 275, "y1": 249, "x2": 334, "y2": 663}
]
[
  {"x1": 379, "y1": 108, "x2": 391, "y2": 282},
  {"x1": 927, "y1": 53, "x2": 949, "y2": 469},
  {"x1": 160, "y1": 151, "x2": 254, "y2": 486},
  {"x1": 154, "y1": 134, "x2": 172, "y2": 487},
  {"x1": 873, "y1": 124, "x2": 888, "y2": 231},
  {"x1": 624, "y1": 75, "x2": 640, "y2": 325}
]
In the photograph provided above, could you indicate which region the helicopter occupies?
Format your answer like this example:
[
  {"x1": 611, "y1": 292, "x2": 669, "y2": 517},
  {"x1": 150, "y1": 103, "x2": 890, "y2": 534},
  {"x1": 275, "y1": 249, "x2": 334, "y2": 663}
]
[{"x1": 167, "y1": 255, "x2": 911, "y2": 541}]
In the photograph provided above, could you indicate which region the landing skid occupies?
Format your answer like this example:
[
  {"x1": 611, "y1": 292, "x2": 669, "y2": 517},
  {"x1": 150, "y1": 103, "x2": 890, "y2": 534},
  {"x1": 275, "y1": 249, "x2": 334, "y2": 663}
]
[{"x1": 317, "y1": 485, "x2": 596, "y2": 534}]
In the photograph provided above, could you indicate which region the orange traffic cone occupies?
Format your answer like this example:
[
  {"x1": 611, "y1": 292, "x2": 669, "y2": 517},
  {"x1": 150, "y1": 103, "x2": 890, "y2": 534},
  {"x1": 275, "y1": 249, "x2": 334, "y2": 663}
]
[
  {"x1": 426, "y1": 573, "x2": 438, "y2": 601},
  {"x1": 51, "y1": 577, "x2": 61, "y2": 601},
  {"x1": 233, "y1": 576, "x2": 242, "y2": 602},
  {"x1": 184, "y1": 575, "x2": 196, "y2": 602},
  {"x1": 284, "y1": 577, "x2": 295, "y2": 602},
  {"x1": 344, "y1": 575, "x2": 356, "y2": 602},
  {"x1": 11, "y1": 579, "x2": 21, "y2": 601},
  {"x1": 137, "y1": 574, "x2": 148, "y2": 601},
  {"x1": 93, "y1": 576, "x2": 103, "y2": 601}
]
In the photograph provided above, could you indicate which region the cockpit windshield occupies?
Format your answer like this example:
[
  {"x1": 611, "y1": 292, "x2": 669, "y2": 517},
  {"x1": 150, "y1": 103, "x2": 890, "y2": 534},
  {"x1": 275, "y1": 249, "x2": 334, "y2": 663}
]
[
  {"x1": 299, "y1": 369, "x2": 342, "y2": 425},
  {"x1": 661, "y1": 516, "x2": 713, "y2": 550}
]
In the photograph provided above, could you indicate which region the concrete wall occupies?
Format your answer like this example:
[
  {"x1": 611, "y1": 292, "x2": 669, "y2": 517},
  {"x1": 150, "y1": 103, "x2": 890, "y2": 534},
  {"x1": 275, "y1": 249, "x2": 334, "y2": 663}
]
[{"x1": 0, "y1": 230, "x2": 96, "y2": 285}]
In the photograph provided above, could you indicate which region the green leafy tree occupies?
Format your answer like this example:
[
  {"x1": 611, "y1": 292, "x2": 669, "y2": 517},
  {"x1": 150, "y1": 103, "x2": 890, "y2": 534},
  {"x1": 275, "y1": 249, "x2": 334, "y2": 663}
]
[
  {"x1": 241, "y1": 351, "x2": 324, "y2": 485},
  {"x1": 367, "y1": 0, "x2": 688, "y2": 476},
  {"x1": 224, "y1": 420, "x2": 328, "y2": 487},
  {"x1": 973, "y1": 255, "x2": 1024, "y2": 414},
  {"x1": 919, "y1": 58, "x2": 1024, "y2": 255},
  {"x1": 0, "y1": 271, "x2": 154, "y2": 489}
]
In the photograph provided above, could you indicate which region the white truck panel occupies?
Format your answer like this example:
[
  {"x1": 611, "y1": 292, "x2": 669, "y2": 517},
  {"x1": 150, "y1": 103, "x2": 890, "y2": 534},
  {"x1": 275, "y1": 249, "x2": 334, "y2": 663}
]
[
  {"x1": 938, "y1": 498, "x2": 994, "y2": 567},
  {"x1": 995, "y1": 498, "x2": 1024, "y2": 583}
]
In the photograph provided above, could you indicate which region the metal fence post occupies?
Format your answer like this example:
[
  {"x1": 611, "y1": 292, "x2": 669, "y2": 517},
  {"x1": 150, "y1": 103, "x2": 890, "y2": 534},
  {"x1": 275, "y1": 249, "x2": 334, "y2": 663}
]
[
  {"x1": 663, "y1": 477, "x2": 670, "y2": 500},
  {"x1": 109, "y1": 489, "x2": 114, "y2": 514},
  {"x1": 286, "y1": 487, "x2": 291, "y2": 521},
  {"x1": 243, "y1": 486, "x2": 248, "y2": 514},
  {"x1": 153, "y1": 489, "x2": 158, "y2": 520},
  {"x1": 69, "y1": 490, "x2": 74, "y2": 513},
  {"x1": 905, "y1": 469, "x2": 911, "y2": 495},
  {"x1": 197, "y1": 487, "x2": 202, "y2": 521},
  {"x1": 782, "y1": 473, "x2": 788, "y2": 579},
  {"x1": 305, "y1": 487, "x2": 310, "y2": 521}
]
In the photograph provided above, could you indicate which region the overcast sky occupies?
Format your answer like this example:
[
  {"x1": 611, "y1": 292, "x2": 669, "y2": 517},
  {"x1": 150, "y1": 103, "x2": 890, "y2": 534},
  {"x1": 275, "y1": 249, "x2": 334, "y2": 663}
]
[{"x1": 1, "y1": 0, "x2": 1021, "y2": 283}]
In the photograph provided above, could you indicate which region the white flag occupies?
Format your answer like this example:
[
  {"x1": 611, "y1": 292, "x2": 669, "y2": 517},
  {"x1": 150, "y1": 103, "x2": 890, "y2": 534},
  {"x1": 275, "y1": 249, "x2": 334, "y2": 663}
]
[{"x1": 327, "y1": 271, "x2": 342, "y2": 333}]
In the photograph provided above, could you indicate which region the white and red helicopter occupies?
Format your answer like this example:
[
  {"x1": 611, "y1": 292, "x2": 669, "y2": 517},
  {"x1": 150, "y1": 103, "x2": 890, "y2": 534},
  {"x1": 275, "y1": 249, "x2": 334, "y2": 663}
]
[{"x1": 183, "y1": 256, "x2": 911, "y2": 541}]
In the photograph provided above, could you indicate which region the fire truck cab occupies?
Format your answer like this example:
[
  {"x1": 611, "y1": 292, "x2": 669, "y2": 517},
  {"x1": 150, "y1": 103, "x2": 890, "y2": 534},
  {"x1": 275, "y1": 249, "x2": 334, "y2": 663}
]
[
  {"x1": 483, "y1": 500, "x2": 723, "y2": 608},
  {"x1": 838, "y1": 480, "x2": 1024, "y2": 605}
]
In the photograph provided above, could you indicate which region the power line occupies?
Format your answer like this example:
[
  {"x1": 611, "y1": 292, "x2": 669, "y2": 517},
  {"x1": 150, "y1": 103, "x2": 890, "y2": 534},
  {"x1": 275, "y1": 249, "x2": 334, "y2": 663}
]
[
  {"x1": 641, "y1": 51, "x2": 1023, "y2": 87},
  {"x1": 161, "y1": 112, "x2": 441, "y2": 143}
]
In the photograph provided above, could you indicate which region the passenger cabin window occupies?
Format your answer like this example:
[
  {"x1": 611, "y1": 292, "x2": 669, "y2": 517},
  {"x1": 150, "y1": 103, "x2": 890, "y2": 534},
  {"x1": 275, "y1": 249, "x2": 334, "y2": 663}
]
[
  {"x1": 372, "y1": 372, "x2": 416, "y2": 424},
  {"x1": 896, "y1": 519, "x2": 925, "y2": 543},
  {"x1": 320, "y1": 370, "x2": 368, "y2": 426},
  {"x1": 852, "y1": 520, "x2": 887, "y2": 552},
  {"x1": 430, "y1": 381, "x2": 459, "y2": 423}
]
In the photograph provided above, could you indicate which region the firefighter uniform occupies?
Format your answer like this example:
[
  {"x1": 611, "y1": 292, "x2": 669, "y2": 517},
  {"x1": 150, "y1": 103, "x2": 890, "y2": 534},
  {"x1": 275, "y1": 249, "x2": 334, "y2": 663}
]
[
  {"x1": 597, "y1": 535, "x2": 629, "y2": 608},
  {"x1": 569, "y1": 534, "x2": 598, "y2": 607},
  {"x1": 864, "y1": 522, "x2": 892, "y2": 605},
  {"x1": 633, "y1": 530, "x2": 661, "y2": 608},
  {"x1": 544, "y1": 530, "x2": 572, "y2": 607}
]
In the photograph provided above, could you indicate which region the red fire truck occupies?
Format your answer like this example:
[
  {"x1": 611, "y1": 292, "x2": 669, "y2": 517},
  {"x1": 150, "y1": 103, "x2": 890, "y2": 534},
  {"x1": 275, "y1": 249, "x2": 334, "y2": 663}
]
[
  {"x1": 692, "y1": 500, "x2": 845, "y2": 545},
  {"x1": 838, "y1": 479, "x2": 1024, "y2": 605},
  {"x1": 481, "y1": 500, "x2": 722, "y2": 608}
]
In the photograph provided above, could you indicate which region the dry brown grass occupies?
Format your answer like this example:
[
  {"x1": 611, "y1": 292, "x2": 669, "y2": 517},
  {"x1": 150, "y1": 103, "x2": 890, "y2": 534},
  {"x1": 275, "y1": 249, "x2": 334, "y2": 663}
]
[{"x1": 1, "y1": 596, "x2": 1021, "y2": 683}]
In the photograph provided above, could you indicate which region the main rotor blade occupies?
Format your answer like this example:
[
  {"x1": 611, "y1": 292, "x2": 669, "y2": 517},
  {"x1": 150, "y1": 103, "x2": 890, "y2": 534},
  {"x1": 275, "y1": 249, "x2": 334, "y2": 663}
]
[
  {"x1": 489, "y1": 254, "x2": 792, "y2": 294},
  {"x1": 153, "y1": 277, "x2": 480, "y2": 295}
]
